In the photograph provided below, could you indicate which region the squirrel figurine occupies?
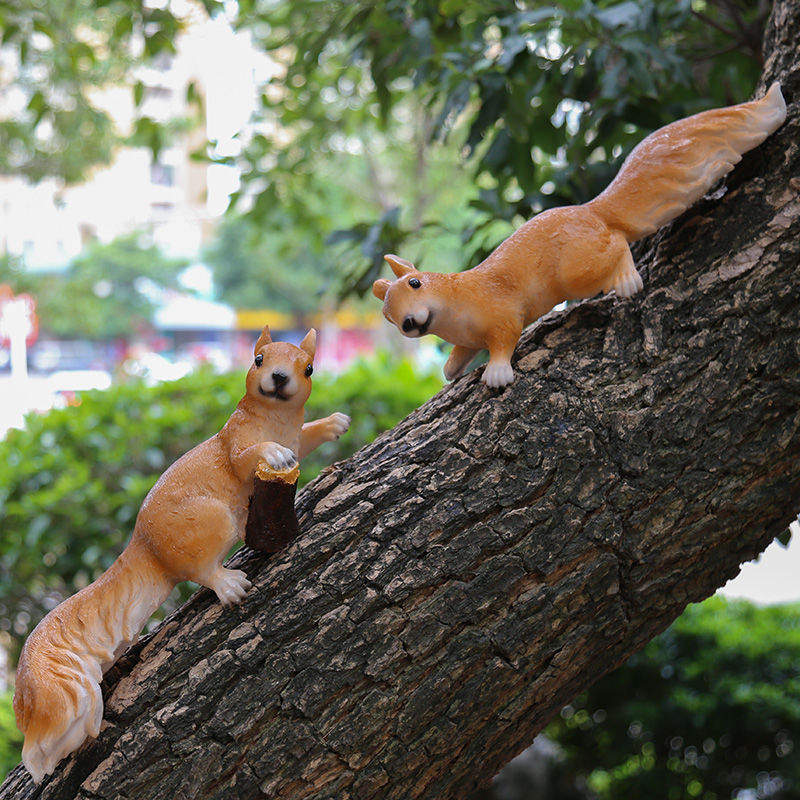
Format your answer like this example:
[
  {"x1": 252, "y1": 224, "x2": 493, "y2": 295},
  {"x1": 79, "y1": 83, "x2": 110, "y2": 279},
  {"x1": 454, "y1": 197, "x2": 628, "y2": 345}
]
[
  {"x1": 13, "y1": 325, "x2": 350, "y2": 783},
  {"x1": 373, "y1": 83, "x2": 787, "y2": 388}
]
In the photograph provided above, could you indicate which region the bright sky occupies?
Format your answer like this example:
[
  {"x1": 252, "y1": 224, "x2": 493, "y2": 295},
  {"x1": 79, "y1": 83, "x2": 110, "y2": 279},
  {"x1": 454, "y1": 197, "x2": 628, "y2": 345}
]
[
  {"x1": 719, "y1": 520, "x2": 800, "y2": 604},
  {"x1": 182, "y1": 16, "x2": 278, "y2": 216}
]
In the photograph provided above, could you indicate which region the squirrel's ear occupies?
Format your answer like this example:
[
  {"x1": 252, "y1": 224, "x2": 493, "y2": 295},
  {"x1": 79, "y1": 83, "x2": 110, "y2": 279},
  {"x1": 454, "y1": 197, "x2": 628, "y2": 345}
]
[
  {"x1": 254, "y1": 324, "x2": 272, "y2": 355},
  {"x1": 299, "y1": 328, "x2": 317, "y2": 359},
  {"x1": 372, "y1": 279, "x2": 390, "y2": 300},
  {"x1": 384, "y1": 254, "x2": 417, "y2": 278}
]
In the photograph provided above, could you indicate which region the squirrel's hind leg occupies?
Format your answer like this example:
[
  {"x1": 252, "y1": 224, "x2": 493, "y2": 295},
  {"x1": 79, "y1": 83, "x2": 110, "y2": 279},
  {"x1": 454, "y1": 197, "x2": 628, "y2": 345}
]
[
  {"x1": 207, "y1": 567, "x2": 251, "y2": 605},
  {"x1": 150, "y1": 499, "x2": 251, "y2": 606},
  {"x1": 609, "y1": 246, "x2": 643, "y2": 298}
]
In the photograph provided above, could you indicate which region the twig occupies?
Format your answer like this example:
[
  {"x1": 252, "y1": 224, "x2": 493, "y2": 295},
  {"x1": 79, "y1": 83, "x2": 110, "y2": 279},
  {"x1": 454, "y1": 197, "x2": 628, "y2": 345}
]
[{"x1": 690, "y1": 8, "x2": 741, "y2": 40}]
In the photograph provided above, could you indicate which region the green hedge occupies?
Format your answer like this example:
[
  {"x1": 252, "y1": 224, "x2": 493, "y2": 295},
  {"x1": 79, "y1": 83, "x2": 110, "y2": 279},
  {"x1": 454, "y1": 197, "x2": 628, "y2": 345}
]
[
  {"x1": 0, "y1": 354, "x2": 442, "y2": 660},
  {"x1": 0, "y1": 691, "x2": 22, "y2": 782},
  {"x1": 544, "y1": 596, "x2": 800, "y2": 800}
]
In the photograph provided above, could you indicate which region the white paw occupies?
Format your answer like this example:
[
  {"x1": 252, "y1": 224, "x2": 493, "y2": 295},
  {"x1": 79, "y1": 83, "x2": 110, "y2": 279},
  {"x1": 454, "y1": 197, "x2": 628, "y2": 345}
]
[
  {"x1": 261, "y1": 442, "x2": 297, "y2": 471},
  {"x1": 211, "y1": 568, "x2": 251, "y2": 606},
  {"x1": 325, "y1": 412, "x2": 350, "y2": 440},
  {"x1": 614, "y1": 268, "x2": 643, "y2": 298},
  {"x1": 482, "y1": 361, "x2": 515, "y2": 388}
]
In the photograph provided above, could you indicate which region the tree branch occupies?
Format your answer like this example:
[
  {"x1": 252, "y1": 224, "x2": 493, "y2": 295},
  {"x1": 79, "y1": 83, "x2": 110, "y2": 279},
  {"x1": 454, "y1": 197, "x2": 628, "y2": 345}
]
[
  {"x1": 2, "y1": 2, "x2": 799, "y2": 798},
  {"x1": 691, "y1": 8, "x2": 740, "y2": 42}
]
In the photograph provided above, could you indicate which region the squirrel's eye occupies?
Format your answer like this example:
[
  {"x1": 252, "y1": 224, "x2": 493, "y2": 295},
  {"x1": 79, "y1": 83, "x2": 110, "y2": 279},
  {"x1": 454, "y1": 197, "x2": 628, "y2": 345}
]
[
  {"x1": 304, "y1": 364, "x2": 313, "y2": 377},
  {"x1": 254, "y1": 354, "x2": 263, "y2": 367},
  {"x1": 409, "y1": 277, "x2": 421, "y2": 289}
]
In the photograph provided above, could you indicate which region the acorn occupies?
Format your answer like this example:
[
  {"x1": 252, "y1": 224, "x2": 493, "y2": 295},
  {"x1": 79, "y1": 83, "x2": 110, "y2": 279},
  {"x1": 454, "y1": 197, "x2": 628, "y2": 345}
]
[{"x1": 245, "y1": 462, "x2": 300, "y2": 552}]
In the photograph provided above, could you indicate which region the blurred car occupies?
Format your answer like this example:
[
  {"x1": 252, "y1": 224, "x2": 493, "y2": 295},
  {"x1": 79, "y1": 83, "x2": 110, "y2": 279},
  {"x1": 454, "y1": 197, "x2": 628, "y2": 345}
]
[
  {"x1": 120, "y1": 351, "x2": 193, "y2": 385},
  {"x1": 29, "y1": 340, "x2": 118, "y2": 373},
  {"x1": 48, "y1": 370, "x2": 113, "y2": 397}
]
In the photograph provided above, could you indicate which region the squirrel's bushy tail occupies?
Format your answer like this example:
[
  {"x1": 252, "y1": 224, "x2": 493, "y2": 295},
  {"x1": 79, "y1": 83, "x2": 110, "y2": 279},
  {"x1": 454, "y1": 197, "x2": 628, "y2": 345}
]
[
  {"x1": 13, "y1": 545, "x2": 172, "y2": 782},
  {"x1": 588, "y1": 83, "x2": 786, "y2": 242}
]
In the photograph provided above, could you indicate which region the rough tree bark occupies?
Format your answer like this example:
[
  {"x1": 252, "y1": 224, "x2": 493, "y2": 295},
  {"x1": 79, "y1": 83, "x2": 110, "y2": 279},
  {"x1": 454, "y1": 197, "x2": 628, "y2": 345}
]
[{"x1": 3, "y1": 5, "x2": 800, "y2": 799}]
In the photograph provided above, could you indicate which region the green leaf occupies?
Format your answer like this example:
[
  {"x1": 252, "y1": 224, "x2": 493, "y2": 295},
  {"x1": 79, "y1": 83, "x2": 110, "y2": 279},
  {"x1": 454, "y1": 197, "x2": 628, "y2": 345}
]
[
  {"x1": 594, "y1": 1, "x2": 643, "y2": 30},
  {"x1": 113, "y1": 14, "x2": 133, "y2": 39}
]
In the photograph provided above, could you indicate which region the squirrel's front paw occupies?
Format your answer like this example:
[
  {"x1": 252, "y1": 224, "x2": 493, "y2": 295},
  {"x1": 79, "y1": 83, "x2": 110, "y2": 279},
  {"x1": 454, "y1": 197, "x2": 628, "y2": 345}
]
[
  {"x1": 260, "y1": 442, "x2": 297, "y2": 471},
  {"x1": 324, "y1": 412, "x2": 350, "y2": 441},
  {"x1": 482, "y1": 361, "x2": 515, "y2": 388}
]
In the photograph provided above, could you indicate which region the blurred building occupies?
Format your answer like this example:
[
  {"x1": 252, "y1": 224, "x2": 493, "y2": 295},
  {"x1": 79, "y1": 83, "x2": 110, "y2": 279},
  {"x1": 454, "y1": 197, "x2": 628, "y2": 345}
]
[{"x1": 0, "y1": 10, "x2": 268, "y2": 267}]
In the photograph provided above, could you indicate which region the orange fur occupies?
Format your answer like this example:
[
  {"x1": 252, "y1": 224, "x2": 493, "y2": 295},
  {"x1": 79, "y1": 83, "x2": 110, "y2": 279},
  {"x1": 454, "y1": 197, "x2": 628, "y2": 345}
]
[
  {"x1": 13, "y1": 326, "x2": 350, "y2": 783},
  {"x1": 373, "y1": 84, "x2": 786, "y2": 387}
]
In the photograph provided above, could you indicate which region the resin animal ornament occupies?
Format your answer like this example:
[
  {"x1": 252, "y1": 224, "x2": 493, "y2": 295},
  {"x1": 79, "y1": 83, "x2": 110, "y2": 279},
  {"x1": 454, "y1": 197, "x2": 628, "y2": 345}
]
[
  {"x1": 13, "y1": 326, "x2": 350, "y2": 783},
  {"x1": 373, "y1": 83, "x2": 787, "y2": 388}
]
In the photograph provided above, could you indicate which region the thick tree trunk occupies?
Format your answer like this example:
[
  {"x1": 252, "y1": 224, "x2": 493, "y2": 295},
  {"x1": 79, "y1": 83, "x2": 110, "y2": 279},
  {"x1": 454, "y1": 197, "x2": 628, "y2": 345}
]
[{"x1": 3, "y1": 4, "x2": 800, "y2": 798}]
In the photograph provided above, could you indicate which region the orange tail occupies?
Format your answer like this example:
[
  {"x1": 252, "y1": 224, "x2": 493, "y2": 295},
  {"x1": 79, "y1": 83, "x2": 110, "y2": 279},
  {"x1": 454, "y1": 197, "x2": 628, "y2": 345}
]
[
  {"x1": 13, "y1": 544, "x2": 172, "y2": 782},
  {"x1": 588, "y1": 83, "x2": 786, "y2": 242}
]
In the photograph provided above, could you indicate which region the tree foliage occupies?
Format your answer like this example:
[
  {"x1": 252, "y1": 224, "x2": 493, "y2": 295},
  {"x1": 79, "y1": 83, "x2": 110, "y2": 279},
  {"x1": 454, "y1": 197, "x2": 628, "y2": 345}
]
[
  {"x1": 227, "y1": 0, "x2": 766, "y2": 292},
  {"x1": 541, "y1": 597, "x2": 800, "y2": 800},
  {"x1": 205, "y1": 106, "x2": 478, "y2": 306},
  {"x1": 203, "y1": 211, "x2": 351, "y2": 317},
  {"x1": 3, "y1": 0, "x2": 769, "y2": 301},
  {"x1": 0, "y1": 693, "x2": 22, "y2": 786},
  {"x1": 0, "y1": 0, "x2": 221, "y2": 183}
]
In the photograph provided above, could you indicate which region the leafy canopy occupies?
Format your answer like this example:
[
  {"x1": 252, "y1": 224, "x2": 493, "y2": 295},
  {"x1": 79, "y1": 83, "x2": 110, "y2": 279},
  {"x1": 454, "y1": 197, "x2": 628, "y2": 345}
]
[
  {"x1": 227, "y1": 0, "x2": 765, "y2": 292},
  {"x1": 0, "y1": 0, "x2": 221, "y2": 183},
  {"x1": 0, "y1": 691, "x2": 22, "y2": 785},
  {"x1": 2, "y1": 0, "x2": 767, "y2": 301},
  {"x1": 203, "y1": 122, "x2": 478, "y2": 308}
]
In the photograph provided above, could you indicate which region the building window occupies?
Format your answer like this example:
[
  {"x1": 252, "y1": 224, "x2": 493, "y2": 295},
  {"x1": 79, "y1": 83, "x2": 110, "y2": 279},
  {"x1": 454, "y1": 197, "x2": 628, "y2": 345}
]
[
  {"x1": 79, "y1": 223, "x2": 97, "y2": 244},
  {"x1": 150, "y1": 52, "x2": 174, "y2": 72},
  {"x1": 144, "y1": 85, "x2": 173, "y2": 102},
  {"x1": 150, "y1": 162, "x2": 175, "y2": 186}
]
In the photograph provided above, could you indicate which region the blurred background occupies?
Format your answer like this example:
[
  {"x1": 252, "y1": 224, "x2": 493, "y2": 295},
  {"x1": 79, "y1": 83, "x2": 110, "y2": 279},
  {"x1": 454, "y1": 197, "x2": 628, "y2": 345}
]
[{"x1": 0, "y1": 0, "x2": 798, "y2": 796}]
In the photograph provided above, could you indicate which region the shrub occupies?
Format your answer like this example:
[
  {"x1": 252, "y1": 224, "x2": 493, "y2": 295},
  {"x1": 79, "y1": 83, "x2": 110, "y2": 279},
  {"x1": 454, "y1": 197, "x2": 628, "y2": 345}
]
[
  {"x1": 0, "y1": 691, "x2": 22, "y2": 781},
  {"x1": 543, "y1": 597, "x2": 800, "y2": 800}
]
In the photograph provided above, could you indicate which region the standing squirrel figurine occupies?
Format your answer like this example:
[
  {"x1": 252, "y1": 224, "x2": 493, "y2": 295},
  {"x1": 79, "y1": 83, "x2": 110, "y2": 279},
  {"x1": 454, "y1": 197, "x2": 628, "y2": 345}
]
[
  {"x1": 13, "y1": 325, "x2": 350, "y2": 783},
  {"x1": 373, "y1": 83, "x2": 787, "y2": 388}
]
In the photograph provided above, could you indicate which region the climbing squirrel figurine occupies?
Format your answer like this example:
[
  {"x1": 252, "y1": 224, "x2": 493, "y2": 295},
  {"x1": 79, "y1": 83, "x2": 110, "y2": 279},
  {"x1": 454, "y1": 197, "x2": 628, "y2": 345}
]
[
  {"x1": 13, "y1": 325, "x2": 350, "y2": 783},
  {"x1": 373, "y1": 83, "x2": 787, "y2": 388}
]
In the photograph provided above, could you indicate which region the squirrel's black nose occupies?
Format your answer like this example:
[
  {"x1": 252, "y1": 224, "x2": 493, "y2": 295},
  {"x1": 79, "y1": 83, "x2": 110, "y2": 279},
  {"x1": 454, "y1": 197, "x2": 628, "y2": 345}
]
[
  {"x1": 272, "y1": 370, "x2": 288, "y2": 386},
  {"x1": 402, "y1": 316, "x2": 416, "y2": 333}
]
